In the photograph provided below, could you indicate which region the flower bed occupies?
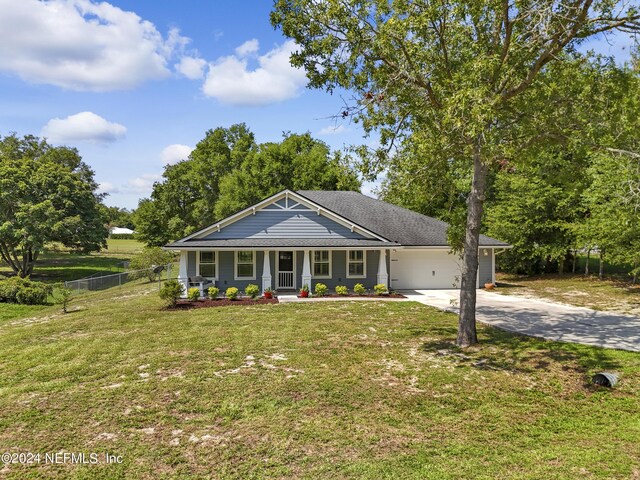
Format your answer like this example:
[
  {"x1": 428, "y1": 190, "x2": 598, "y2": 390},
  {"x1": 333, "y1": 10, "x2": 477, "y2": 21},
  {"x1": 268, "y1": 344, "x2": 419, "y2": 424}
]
[
  {"x1": 172, "y1": 297, "x2": 279, "y2": 309},
  {"x1": 297, "y1": 293, "x2": 406, "y2": 299}
]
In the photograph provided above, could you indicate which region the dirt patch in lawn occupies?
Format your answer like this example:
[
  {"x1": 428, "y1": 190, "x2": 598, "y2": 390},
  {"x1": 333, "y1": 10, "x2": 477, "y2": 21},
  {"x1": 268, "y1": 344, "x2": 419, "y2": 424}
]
[{"x1": 171, "y1": 298, "x2": 279, "y2": 309}]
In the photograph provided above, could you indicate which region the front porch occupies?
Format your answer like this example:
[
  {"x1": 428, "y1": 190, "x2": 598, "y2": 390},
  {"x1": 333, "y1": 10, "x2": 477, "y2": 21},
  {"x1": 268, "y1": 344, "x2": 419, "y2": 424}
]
[{"x1": 177, "y1": 248, "x2": 390, "y2": 297}]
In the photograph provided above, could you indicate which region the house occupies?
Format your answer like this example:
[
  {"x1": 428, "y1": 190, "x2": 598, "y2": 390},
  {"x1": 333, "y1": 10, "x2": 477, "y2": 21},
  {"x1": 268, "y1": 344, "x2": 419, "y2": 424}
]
[
  {"x1": 109, "y1": 227, "x2": 135, "y2": 235},
  {"x1": 164, "y1": 189, "x2": 509, "y2": 295}
]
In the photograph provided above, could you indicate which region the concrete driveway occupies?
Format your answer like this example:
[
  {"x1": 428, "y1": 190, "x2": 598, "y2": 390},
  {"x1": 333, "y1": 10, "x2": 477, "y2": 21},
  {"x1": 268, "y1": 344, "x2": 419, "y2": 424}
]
[{"x1": 401, "y1": 289, "x2": 640, "y2": 352}]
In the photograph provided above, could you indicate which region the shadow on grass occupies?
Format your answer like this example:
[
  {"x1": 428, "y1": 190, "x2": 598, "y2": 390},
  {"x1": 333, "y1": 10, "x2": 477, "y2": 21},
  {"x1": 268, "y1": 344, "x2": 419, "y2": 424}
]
[{"x1": 420, "y1": 324, "x2": 623, "y2": 389}]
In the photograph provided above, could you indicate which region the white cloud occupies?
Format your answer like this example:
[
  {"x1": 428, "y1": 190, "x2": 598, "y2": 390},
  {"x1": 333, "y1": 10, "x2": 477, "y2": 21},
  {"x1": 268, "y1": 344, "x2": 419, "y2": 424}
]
[
  {"x1": 161, "y1": 144, "x2": 194, "y2": 165},
  {"x1": 318, "y1": 124, "x2": 347, "y2": 136},
  {"x1": 41, "y1": 111, "x2": 126, "y2": 144},
  {"x1": 97, "y1": 181, "x2": 117, "y2": 194},
  {"x1": 175, "y1": 56, "x2": 207, "y2": 80},
  {"x1": 123, "y1": 174, "x2": 162, "y2": 194},
  {"x1": 98, "y1": 173, "x2": 162, "y2": 197},
  {"x1": 0, "y1": 0, "x2": 190, "y2": 91},
  {"x1": 202, "y1": 39, "x2": 307, "y2": 106},
  {"x1": 235, "y1": 39, "x2": 259, "y2": 57}
]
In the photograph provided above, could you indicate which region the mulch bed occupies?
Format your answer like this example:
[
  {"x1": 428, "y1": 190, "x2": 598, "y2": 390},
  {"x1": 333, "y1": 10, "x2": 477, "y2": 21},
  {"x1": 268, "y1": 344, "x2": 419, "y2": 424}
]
[
  {"x1": 172, "y1": 297, "x2": 279, "y2": 309},
  {"x1": 297, "y1": 293, "x2": 406, "y2": 299}
]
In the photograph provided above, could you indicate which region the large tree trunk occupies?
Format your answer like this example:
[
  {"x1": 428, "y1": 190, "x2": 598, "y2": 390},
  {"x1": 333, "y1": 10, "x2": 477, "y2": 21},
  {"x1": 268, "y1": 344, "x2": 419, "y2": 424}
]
[{"x1": 457, "y1": 142, "x2": 488, "y2": 347}]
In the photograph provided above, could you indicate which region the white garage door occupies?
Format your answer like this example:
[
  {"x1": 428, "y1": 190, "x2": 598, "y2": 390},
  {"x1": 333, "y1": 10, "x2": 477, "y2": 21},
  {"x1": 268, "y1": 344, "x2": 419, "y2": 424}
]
[{"x1": 390, "y1": 249, "x2": 467, "y2": 290}]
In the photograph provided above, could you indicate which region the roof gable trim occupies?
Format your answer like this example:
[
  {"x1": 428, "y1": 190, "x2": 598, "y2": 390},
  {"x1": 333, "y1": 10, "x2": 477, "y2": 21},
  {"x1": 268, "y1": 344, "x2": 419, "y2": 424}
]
[{"x1": 177, "y1": 190, "x2": 390, "y2": 243}]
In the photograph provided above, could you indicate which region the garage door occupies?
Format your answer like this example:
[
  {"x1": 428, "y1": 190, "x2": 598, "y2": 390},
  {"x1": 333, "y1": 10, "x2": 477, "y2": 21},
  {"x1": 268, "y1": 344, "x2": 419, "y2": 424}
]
[{"x1": 390, "y1": 249, "x2": 466, "y2": 289}]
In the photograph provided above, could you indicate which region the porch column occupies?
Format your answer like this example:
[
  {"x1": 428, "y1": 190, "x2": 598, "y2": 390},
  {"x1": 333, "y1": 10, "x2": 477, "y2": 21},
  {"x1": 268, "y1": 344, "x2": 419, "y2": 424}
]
[
  {"x1": 178, "y1": 251, "x2": 188, "y2": 298},
  {"x1": 377, "y1": 249, "x2": 388, "y2": 289},
  {"x1": 262, "y1": 250, "x2": 272, "y2": 293},
  {"x1": 301, "y1": 250, "x2": 312, "y2": 290}
]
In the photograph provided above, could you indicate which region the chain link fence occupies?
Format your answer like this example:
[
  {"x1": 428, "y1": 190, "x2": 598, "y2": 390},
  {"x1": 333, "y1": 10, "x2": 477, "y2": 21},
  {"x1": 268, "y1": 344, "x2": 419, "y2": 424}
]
[{"x1": 64, "y1": 264, "x2": 173, "y2": 294}]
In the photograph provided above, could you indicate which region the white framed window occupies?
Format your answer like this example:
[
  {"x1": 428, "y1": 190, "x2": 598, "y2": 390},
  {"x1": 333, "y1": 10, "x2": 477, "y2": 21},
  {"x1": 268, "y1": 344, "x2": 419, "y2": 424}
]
[
  {"x1": 347, "y1": 250, "x2": 366, "y2": 278},
  {"x1": 235, "y1": 250, "x2": 255, "y2": 280},
  {"x1": 312, "y1": 250, "x2": 331, "y2": 278},
  {"x1": 197, "y1": 251, "x2": 216, "y2": 279}
]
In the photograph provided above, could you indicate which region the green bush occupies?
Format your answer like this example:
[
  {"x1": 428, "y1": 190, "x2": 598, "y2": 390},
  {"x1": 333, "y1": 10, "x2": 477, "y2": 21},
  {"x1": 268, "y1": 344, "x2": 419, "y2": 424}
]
[
  {"x1": 373, "y1": 284, "x2": 388, "y2": 295},
  {"x1": 225, "y1": 287, "x2": 239, "y2": 300},
  {"x1": 187, "y1": 287, "x2": 201, "y2": 301},
  {"x1": 128, "y1": 247, "x2": 175, "y2": 282},
  {"x1": 0, "y1": 277, "x2": 52, "y2": 305},
  {"x1": 335, "y1": 285, "x2": 348, "y2": 296},
  {"x1": 354, "y1": 283, "x2": 367, "y2": 295},
  {"x1": 159, "y1": 280, "x2": 184, "y2": 308},
  {"x1": 55, "y1": 284, "x2": 73, "y2": 313},
  {"x1": 353, "y1": 283, "x2": 367, "y2": 295},
  {"x1": 314, "y1": 283, "x2": 328, "y2": 297},
  {"x1": 245, "y1": 284, "x2": 260, "y2": 299},
  {"x1": 208, "y1": 286, "x2": 220, "y2": 299}
]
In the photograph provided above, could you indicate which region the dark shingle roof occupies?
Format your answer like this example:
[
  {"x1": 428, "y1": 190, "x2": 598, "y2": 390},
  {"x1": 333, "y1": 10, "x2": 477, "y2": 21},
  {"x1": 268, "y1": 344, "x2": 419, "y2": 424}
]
[
  {"x1": 296, "y1": 190, "x2": 509, "y2": 247},
  {"x1": 165, "y1": 238, "x2": 389, "y2": 249}
]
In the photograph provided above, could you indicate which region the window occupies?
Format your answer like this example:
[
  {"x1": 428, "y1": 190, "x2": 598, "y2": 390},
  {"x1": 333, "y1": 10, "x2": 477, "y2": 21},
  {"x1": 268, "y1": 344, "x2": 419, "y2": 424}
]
[
  {"x1": 235, "y1": 250, "x2": 255, "y2": 279},
  {"x1": 347, "y1": 250, "x2": 366, "y2": 278},
  {"x1": 198, "y1": 251, "x2": 216, "y2": 278},
  {"x1": 312, "y1": 250, "x2": 331, "y2": 278}
]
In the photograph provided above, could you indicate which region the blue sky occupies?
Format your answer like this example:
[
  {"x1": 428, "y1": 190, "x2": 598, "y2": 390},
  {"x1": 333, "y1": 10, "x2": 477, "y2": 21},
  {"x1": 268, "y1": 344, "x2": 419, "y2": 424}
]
[{"x1": 0, "y1": 1, "x2": 636, "y2": 210}]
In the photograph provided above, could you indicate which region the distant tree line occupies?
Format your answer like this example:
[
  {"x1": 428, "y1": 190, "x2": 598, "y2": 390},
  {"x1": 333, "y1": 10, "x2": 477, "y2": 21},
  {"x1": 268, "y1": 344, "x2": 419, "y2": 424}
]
[{"x1": 133, "y1": 124, "x2": 361, "y2": 246}]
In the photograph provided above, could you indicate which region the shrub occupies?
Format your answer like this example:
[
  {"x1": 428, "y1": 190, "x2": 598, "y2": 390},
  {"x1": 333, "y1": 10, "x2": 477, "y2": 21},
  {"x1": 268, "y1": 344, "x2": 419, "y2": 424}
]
[
  {"x1": 159, "y1": 280, "x2": 184, "y2": 308},
  {"x1": 245, "y1": 284, "x2": 260, "y2": 299},
  {"x1": 373, "y1": 284, "x2": 388, "y2": 295},
  {"x1": 225, "y1": 287, "x2": 239, "y2": 300},
  {"x1": 354, "y1": 283, "x2": 367, "y2": 295},
  {"x1": 300, "y1": 284, "x2": 309, "y2": 293},
  {"x1": 0, "y1": 277, "x2": 52, "y2": 305},
  {"x1": 335, "y1": 285, "x2": 348, "y2": 296},
  {"x1": 128, "y1": 247, "x2": 175, "y2": 282},
  {"x1": 16, "y1": 285, "x2": 52, "y2": 305},
  {"x1": 208, "y1": 286, "x2": 220, "y2": 299},
  {"x1": 55, "y1": 284, "x2": 73, "y2": 313},
  {"x1": 314, "y1": 283, "x2": 328, "y2": 297},
  {"x1": 187, "y1": 287, "x2": 201, "y2": 301}
]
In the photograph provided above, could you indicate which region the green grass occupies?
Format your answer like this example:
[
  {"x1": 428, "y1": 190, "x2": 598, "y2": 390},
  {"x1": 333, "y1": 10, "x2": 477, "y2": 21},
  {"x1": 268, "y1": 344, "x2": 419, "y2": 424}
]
[
  {"x1": 0, "y1": 250, "x2": 135, "y2": 284},
  {"x1": 496, "y1": 272, "x2": 640, "y2": 315},
  {"x1": 0, "y1": 303, "x2": 49, "y2": 324},
  {"x1": 104, "y1": 238, "x2": 144, "y2": 255},
  {"x1": 0, "y1": 283, "x2": 638, "y2": 479}
]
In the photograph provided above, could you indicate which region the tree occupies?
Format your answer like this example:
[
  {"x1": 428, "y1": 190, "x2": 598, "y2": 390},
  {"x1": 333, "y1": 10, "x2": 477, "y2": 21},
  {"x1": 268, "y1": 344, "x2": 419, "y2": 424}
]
[
  {"x1": 272, "y1": 0, "x2": 639, "y2": 346},
  {"x1": 101, "y1": 205, "x2": 135, "y2": 230},
  {"x1": 0, "y1": 134, "x2": 107, "y2": 277},
  {"x1": 128, "y1": 247, "x2": 175, "y2": 282},
  {"x1": 134, "y1": 126, "x2": 361, "y2": 245},
  {"x1": 214, "y1": 132, "x2": 360, "y2": 218}
]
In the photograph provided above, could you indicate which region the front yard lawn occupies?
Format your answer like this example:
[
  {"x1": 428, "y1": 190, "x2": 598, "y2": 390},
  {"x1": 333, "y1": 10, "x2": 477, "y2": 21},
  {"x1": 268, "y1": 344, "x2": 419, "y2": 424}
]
[{"x1": 0, "y1": 283, "x2": 639, "y2": 479}]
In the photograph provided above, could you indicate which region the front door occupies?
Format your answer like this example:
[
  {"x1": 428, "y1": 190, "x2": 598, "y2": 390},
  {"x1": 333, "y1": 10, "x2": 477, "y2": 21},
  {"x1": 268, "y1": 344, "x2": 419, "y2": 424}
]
[{"x1": 277, "y1": 251, "x2": 295, "y2": 289}]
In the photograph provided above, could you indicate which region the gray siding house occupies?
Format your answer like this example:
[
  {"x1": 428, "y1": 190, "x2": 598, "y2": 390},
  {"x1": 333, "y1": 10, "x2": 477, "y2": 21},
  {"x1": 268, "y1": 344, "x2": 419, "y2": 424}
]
[{"x1": 165, "y1": 190, "x2": 509, "y2": 296}]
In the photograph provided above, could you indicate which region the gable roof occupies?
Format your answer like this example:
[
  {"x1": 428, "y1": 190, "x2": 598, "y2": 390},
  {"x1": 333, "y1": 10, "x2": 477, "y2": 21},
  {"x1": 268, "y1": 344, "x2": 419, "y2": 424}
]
[
  {"x1": 165, "y1": 189, "x2": 509, "y2": 248},
  {"x1": 297, "y1": 191, "x2": 509, "y2": 247}
]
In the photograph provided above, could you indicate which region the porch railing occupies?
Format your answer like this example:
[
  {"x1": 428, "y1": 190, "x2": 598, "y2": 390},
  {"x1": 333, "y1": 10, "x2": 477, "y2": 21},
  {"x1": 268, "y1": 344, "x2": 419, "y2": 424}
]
[{"x1": 278, "y1": 271, "x2": 294, "y2": 289}]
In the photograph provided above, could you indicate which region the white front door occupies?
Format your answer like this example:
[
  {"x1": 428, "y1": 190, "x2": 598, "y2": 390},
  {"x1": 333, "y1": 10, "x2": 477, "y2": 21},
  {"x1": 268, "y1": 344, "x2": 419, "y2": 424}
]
[{"x1": 277, "y1": 251, "x2": 295, "y2": 289}]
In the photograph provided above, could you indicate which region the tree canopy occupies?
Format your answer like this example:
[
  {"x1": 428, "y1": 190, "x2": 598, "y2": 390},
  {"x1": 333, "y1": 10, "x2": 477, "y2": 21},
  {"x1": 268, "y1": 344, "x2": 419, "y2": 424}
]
[
  {"x1": 272, "y1": 0, "x2": 640, "y2": 346},
  {"x1": 0, "y1": 134, "x2": 107, "y2": 277},
  {"x1": 134, "y1": 124, "x2": 361, "y2": 246}
]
